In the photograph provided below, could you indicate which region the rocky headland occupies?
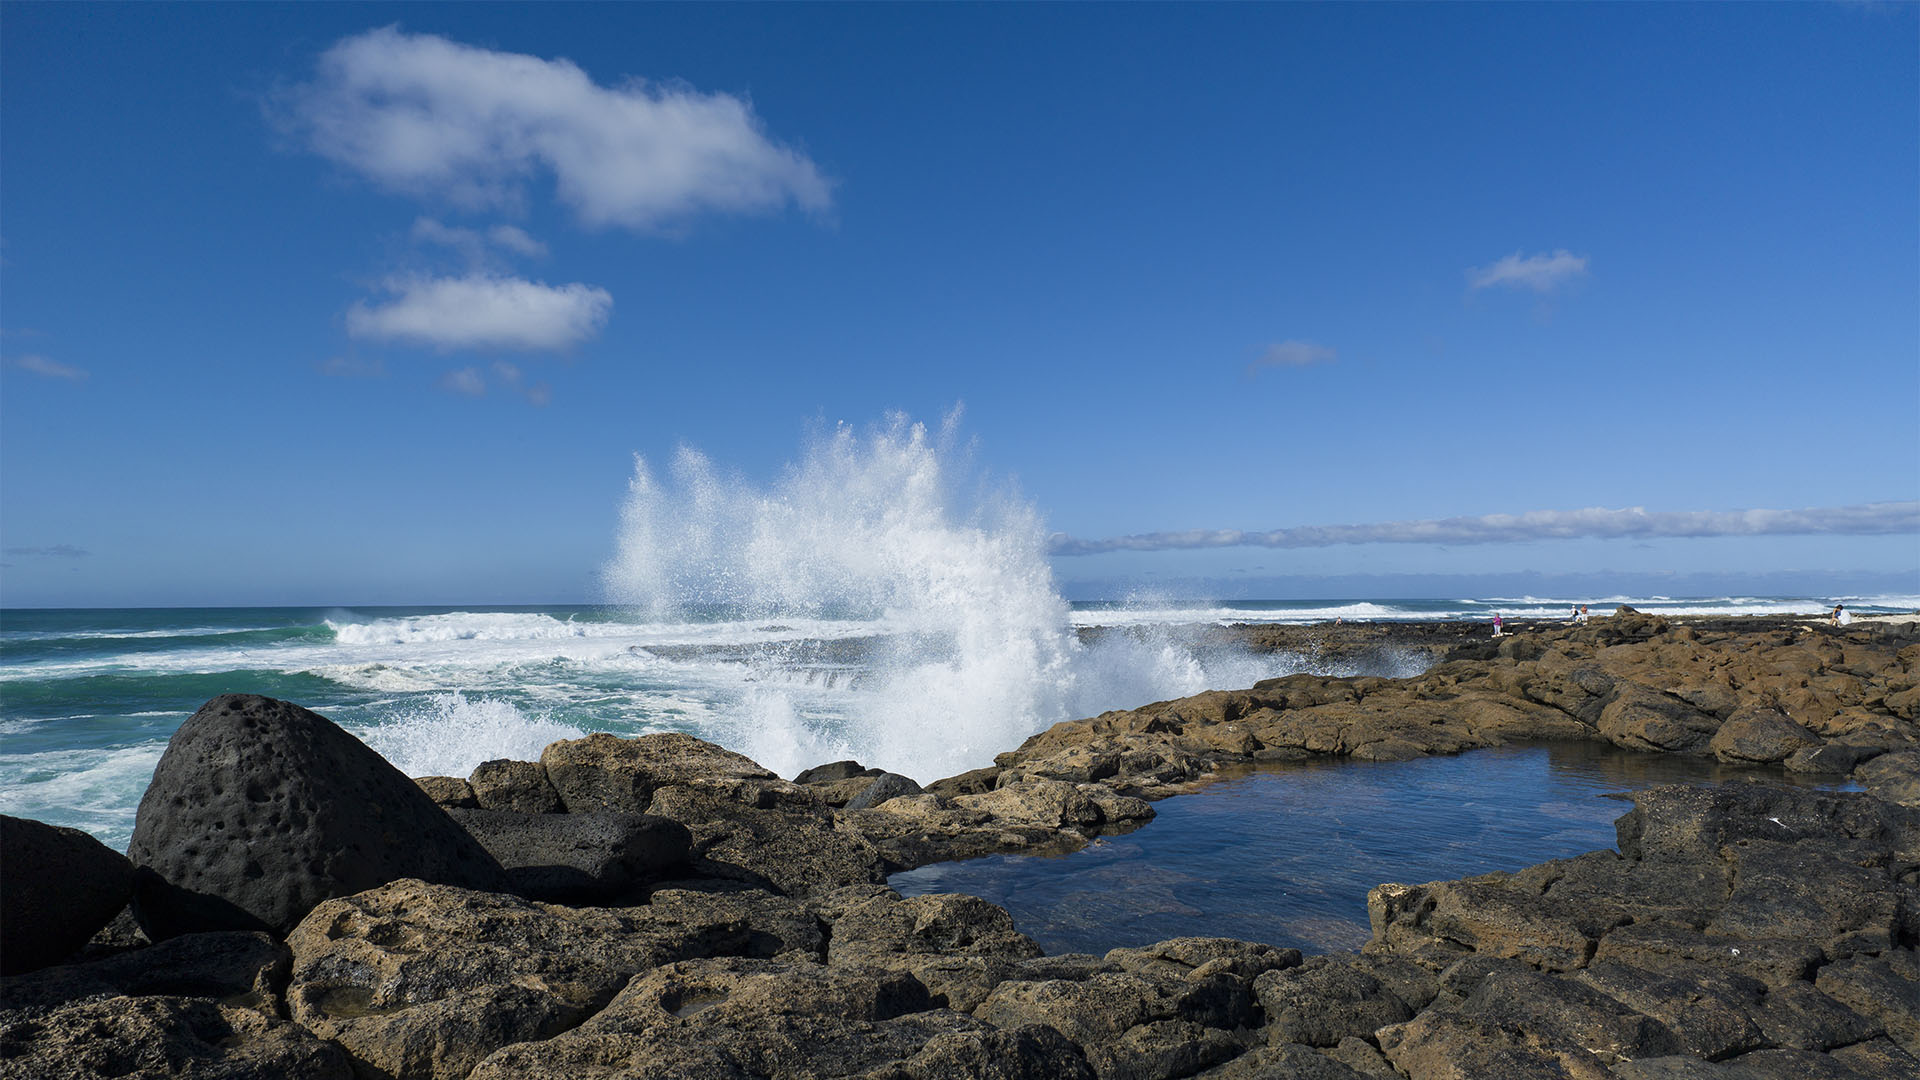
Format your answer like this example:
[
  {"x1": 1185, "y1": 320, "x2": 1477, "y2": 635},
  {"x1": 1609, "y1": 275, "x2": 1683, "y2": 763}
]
[{"x1": 3, "y1": 609, "x2": 1917, "y2": 1079}]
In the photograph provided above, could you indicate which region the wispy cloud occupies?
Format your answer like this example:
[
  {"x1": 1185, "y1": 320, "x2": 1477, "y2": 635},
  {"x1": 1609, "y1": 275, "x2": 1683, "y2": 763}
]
[
  {"x1": 438, "y1": 367, "x2": 487, "y2": 396},
  {"x1": 489, "y1": 360, "x2": 552, "y2": 406},
  {"x1": 410, "y1": 218, "x2": 548, "y2": 265},
  {"x1": 431, "y1": 360, "x2": 554, "y2": 404},
  {"x1": 9, "y1": 354, "x2": 88, "y2": 381},
  {"x1": 285, "y1": 26, "x2": 832, "y2": 229},
  {"x1": 486, "y1": 225, "x2": 546, "y2": 259},
  {"x1": 347, "y1": 274, "x2": 612, "y2": 352},
  {"x1": 1247, "y1": 340, "x2": 1336, "y2": 375},
  {"x1": 4, "y1": 544, "x2": 90, "y2": 558},
  {"x1": 1469, "y1": 249, "x2": 1589, "y2": 293},
  {"x1": 1049, "y1": 501, "x2": 1920, "y2": 555}
]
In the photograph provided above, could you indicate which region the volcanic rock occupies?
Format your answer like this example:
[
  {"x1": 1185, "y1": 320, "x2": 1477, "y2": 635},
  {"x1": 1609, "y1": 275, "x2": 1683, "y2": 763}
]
[
  {"x1": 540, "y1": 731, "x2": 775, "y2": 814},
  {"x1": 412, "y1": 776, "x2": 478, "y2": 809},
  {"x1": 446, "y1": 807, "x2": 691, "y2": 903},
  {"x1": 125, "y1": 694, "x2": 510, "y2": 940},
  {"x1": 0, "y1": 930, "x2": 286, "y2": 1014},
  {"x1": 794, "y1": 760, "x2": 880, "y2": 784},
  {"x1": 467, "y1": 758, "x2": 564, "y2": 813},
  {"x1": 1253, "y1": 955, "x2": 1434, "y2": 1048},
  {"x1": 284, "y1": 878, "x2": 822, "y2": 1079},
  {"x1": 465, "y1": 956, "x2": 974, "y2": 1080},
  {"x1": 646, "y1": 782, "x2": 889, "y2": 895},
  {"x1": 846, "y1": 771, "x2": 924, "y2": 810},
  {"x1": 1853, "y1": 750, "x2": 1920, "y2": 808},
  {"x1": 0, "y1": 994, "x2": 351, "y2": 1080},
  {"x1": 0, "y1": 814, "x2": 134, "y2": 974},
  {"x1": 825, "y1": 891, "x2": 1044, "y2": 1010},
  {"x1": 1710, "y1": 706, "x2": 1824, "y2": 764}
]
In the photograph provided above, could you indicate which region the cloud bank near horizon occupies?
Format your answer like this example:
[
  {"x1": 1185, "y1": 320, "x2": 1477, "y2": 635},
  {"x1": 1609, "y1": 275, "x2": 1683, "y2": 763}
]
[{"x1": 1048, "y1": 501, "x2": 1920, "y2": 556}]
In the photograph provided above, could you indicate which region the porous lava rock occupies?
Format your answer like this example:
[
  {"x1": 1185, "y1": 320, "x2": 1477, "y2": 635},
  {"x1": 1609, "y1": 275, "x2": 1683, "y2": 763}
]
[
  {"x1": 845, "y1": 771, "x2": 924, "y2": 810},
  {"x1": 1710, "y1": 706, "x2": 1824, "y2": 764},
  {"x1": 467, "y1": 758, "x2": 563, "y2": 813},
  {"x1": 646, "y1": 782, "x2": 889, "y2": 896},
  {"x1": 0, "y1": 814, "x2": 134, "y2": 974},
  {"x1": 0, "y1": 994, "x2": 352, "y2": 1080},
  {"x1": 465, "y1": 955, "x2": 974, "y2": 1080},
  {"x1": 284, "y1": 878, "x2": 822, "y2": 1080},
  {"x1": 540, "y1": 731, "x2": 775, "y2": 814},
  {"x1": 412, "y1": 776, "x2": 478, "y2": 809},
  {"x1": 0, "y1": 930, "x2": 287, "y2": 1014},
  {"x1": 825, "y1": 891, "x2": 1045, "y2": 1010},
  {"x1": 445, "y1": 807, "x2": 691, "y2": 903},
  {"x1": 125, "y1": 694, "x2": 510, "y2": 940},
  {"x1": 794, "y1": 760, "x2": 880, "y2": 784}
]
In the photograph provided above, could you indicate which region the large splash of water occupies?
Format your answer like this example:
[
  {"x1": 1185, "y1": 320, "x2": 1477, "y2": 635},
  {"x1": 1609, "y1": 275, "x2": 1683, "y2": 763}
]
[
  {"x1": 604, "y1": 414, "x2": 1079, "y2": 779},
  {"x1": 600, "y1": 413, "x2": 1329, "y2": 781}
]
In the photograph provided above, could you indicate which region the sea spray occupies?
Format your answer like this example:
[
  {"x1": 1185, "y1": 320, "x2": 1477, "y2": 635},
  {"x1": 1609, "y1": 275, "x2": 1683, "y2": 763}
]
[
  {"x1": 356, "y1": 691, "x2": 587, "y2": 779},
  {"x1": 604, "y1": 414, "x2": 1079, "y2": 780}
]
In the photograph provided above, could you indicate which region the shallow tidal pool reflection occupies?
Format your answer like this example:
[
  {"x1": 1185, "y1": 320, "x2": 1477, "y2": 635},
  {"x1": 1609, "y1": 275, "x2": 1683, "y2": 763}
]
[{"x1": 888, "y1": 744, "x2": 1857, "y2": 956}]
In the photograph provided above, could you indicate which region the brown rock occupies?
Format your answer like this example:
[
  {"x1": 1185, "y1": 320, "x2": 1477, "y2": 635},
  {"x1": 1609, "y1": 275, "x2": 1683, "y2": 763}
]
[
  {"x1": 468, "y1": 758, "x2": 563, "y2": 813},
  {"x1": 540, "y1": 731, "x2": 775, "y2": 814},
  {"x1": 1710, "y1": 707, "x2": 1824, "y2": 764},
  {"x1": 0, "y1": 994, "x2": 351, "y2": 1080}
]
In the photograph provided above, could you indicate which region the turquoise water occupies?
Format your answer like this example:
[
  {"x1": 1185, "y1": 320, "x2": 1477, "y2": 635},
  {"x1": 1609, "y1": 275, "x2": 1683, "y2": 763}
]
[
  {"x1": 1, "y1": 596, "x2": 1904, "y2": 849},
  {"x1": 890, "y1": 743, "x2": 1860, "y2": 956}
]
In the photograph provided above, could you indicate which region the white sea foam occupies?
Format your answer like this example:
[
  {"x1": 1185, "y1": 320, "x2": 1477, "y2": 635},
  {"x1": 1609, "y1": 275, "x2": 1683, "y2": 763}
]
[
  {"x1": 353, "y1": 692, "x2": 588, "y2": 778},
  {"x1": 603, "y1": 414, "x2": 1086, "y2": 781},
  {"x1": 328, "y1": 612, "x2": 601, "y2": 645},
  {"x1": 0, "y1": 744, "x2": 166, "y2": 849},
  {"x1": 597, "y1": 413, "x2": 1326, "y2": 781},
  {"x1": 1069, "y1": 602, "x2": 1408, "y2": 627}
]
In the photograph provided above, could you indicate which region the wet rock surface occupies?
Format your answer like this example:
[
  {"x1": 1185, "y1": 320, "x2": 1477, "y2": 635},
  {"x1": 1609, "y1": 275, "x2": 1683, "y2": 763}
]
[{"x1": 7, "y1": 613, "x2": 1919, "y2": 1078}]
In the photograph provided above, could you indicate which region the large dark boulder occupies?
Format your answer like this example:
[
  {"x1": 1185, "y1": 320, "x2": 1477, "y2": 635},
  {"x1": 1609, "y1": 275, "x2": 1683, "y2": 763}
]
[
  {"x1": 1, "y1": 815, "x2": 134, "y2": 975},
  {"x1": 793, "y1": 760, "x2": 879, "y2": 784},
  {"x1": 126, "y1": 695, "x2": 510, "y2": 940},
  {"x1": 846, "y1": 771, "x2": 924, "y2": 810},
  {"x1": 445, "y1": 808, "x2": 691, "y2": 903}
]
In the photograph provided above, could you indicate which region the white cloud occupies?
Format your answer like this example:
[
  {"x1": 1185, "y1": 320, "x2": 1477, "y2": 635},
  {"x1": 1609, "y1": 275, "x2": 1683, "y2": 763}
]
[
  {"x1": 346, "y1": 274, "x2": 612, "y2": 351},
  {"x1": 9, "y1": 354, "x2": 88, "y2": 380},
  {"x1": 1248, "y1": 340, "x2": 1336, "y2": 374},
  {"x1": 287, "y1": 27, "x2": 831, "y2": 229},
  {"x1": 487, "y1": 225, "x2": 547, "y2": 258},
  {"x1": 1469, "y1": 249, "x2": 1589, "y2": 293},
  {"x1": 411, "y1": 218, "x2": 548, "y2": 263},
  {"x1": 439, "y1": 367, "x2": 487, "y2": 396},
  {"x1": 1049, "y1": 501, "x2": 1920, "y2": 555}
]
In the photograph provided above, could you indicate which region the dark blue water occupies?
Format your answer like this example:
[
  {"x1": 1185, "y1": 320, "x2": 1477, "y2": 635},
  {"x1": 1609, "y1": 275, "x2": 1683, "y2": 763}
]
[{"x1": 889, "y1": 744, "x2": 1858, "y2": 956}]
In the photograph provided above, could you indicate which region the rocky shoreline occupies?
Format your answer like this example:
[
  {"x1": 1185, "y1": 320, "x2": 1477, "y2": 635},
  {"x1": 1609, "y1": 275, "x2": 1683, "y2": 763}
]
[{"x1": 3, "y1": 609, "x2": 1917, "y2": 1078}]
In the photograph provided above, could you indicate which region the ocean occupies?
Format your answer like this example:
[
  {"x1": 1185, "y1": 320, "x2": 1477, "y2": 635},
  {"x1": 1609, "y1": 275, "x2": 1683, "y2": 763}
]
[{"x1": 2, "y1": 594, "x2": 1912, "y2": 851}]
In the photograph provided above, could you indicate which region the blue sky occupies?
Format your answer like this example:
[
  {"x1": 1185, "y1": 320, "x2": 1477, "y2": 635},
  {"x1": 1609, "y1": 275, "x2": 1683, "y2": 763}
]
[{"x1": 2, "y1": 2, "x2": 1915, "y2": 607}]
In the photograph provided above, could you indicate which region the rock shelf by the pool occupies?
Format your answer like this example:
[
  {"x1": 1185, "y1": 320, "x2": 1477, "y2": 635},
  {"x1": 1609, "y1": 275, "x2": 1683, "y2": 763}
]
[{"x1": 3, "y1": 609, "x2": 1918, "y2": 1079}]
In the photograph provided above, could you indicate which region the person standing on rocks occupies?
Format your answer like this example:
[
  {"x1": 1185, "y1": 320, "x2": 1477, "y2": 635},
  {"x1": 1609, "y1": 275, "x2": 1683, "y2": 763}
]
[{"x1": 1492, "y1": 613, "x2": 1504, "y2": 638}]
